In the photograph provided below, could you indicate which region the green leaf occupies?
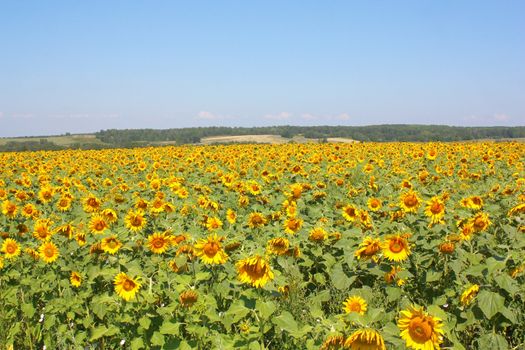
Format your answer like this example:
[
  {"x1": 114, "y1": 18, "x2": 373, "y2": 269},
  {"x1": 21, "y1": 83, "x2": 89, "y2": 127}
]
[
  {"x1": 130, "y1": 338, "x2": 145, "y2": 350},
  {"x1": 139, "y1": 316, "x2": 151, "y2": 330},
  {"x1": 477, "y1": 291, "x2": 505, "y2": 320},
  {"x1": 151, "y1": 331, "x2": 165, "y2": 346},
  {"x1": 21, "y1": 303, "x2": 35, "y2": 318},
  {"x1": 477, "y1": 333, "x2": 508, "y2": 350},
  {"x1": 425, "y1": 271, "x2": 442, "y2": 283},
  {"x1": 494, "y1": 274, "x2": 520, "y2": 296},
  {"x1": 90, "y1": 326, "x2": 109, "y2": 341},
  {"x1": 331, "y1": 263, "x2": 351, "y2": 290},
  {"x1": 159, "y1": 321, "x2": 180, "y2": 335},
  {"x1": 256, "y1": 300, "x2": 276, "y2": 320}
]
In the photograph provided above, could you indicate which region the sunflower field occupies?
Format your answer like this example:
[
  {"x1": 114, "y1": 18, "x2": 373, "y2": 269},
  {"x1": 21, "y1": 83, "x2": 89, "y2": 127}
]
[{"x1": 0, "y1": 142, "x2": 524, "y2": 349}]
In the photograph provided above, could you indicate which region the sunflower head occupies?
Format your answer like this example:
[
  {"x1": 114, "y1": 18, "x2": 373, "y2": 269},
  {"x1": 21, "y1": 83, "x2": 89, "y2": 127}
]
[
  {"x1": 344, "y1": 328, "x2": 386, "y2": 350},
  {"x1": 267, "y1": 237, "x2": 290, "y2": 255},
  {"x1": 398, "y1": 305, "x2": 444, "y2": 350},
  {"x1": 39, "y1": 241, "x2": 59, "y2": 263},
  {"x1": 101, "y1": 236, "x2": 122, "y2": 255},
  {"x1": 236, "y1": 255, "x2": 274, "y2": 288},
  {"x1": 400, "y1": 191, "x2": 421, "y2": 213},
  {"x1": 320, "y1": 335, "x2": 346, "y2": 350},
  {"x1": 179, "y1": 290, "x2": 198, "y2": 308},
  {"x1": 147, "y1": 232, "x2": 171, "y2": 254},
  {"x1": 114, "y1": 272, "x2": 141, "y2": 301},
  {"x1": 460, "y1": 284, "x2": 479, "y2": 306},
  {"x1": 70, "y1": 271, "x2": 82, "y2": 287},
  {"x1": 355, "y1": 237, "x2": 381, "y2": 260},
  {"x1": 193, "y1": 234, "x2": 228, "y2": 264},
  {"x1": 342, "y1": 295, "x2": 367, "y2": 315},
  {"x1": 1, "y1": 238, "x2": 21, "y2": 259},
  {"x1": 382, "y1": 234, "x2": 411, "y2": 262}
]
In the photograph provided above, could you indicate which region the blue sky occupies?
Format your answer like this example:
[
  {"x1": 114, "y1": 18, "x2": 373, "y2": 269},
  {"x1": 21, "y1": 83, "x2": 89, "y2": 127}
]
[{"x1": 0, "y1": 1, "x2": 524, "y2": 137}]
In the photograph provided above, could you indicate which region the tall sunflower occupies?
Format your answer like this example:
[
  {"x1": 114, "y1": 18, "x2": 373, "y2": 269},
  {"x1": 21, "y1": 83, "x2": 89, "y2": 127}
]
[
  {"x1": 125, "y1": 210, "x2": 147, "y2": 232},
  {"x1": 101, "y1": 236, "x2": 122, "y2": 255},
  {"x1": 89, "y1": 214, "x2": 109, "y2": 234},
  {"x1": 400, "y1": 191, "x2": 421, "y2": 213},
  {"x1": 39, "y1": 241, "x2": 59, "y2": 263},
  {"x1": 147, "y1": 232, "x2": 171, "y2": 254},
  {"x1": 424, "y1": 196, "x2": 445, "y2": 225},
  {"x1": 460, "y1": 284, "x2": 479, "y2": 306},
  {"x1": 266, "y1": 237, "x2": 290, "y2": 255},
  {"x1": 344, "y1": 329, "x2": 386, "y2": 350},
  {"x1": 70, "y1": 271, "x2": 82, "y2": 287},
  {"x1": 342, "y1": 295, "x2": 367, "y2": 315},
  {"x1": 114, "y1": 272, "x2": 141, "y2": 301},
  {"x1": 1, "y1": 238, "x2": 21, "y2": 259},
  {"x1": 382, "y1": 234, "x2": 411, "y2": 262},
  {"x1": 398, "y1": 305, "x2": 444, "y2": 350},
  {"x1": 236, "y1": 255, "x2": 274, "y2": 288},
  {"x1": 355, "y1": 237, "x2": 381, "y2": 260},
  {"x1": 194, "y1": 233, "x2": 228, "y2": 264}
]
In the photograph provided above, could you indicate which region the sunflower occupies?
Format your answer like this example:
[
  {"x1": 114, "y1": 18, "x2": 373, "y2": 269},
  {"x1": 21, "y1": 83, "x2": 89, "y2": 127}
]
[
  {"x1": 114, "y1": 272, "x2": 141, "y2": 301},
  {"x1": 70, "y1": 271, "x2": 82, "y2": 287},
  {"x1": 89, "y1": 214, "x2": 109, "y2": 234},
  {"x1": 367, "y1": 198, "x2": 382, "y2": 212},
  {"x1": 400, "y1": 191, "x2": 421, "y2": 213},
  {"x1": 344, "y1": 329, "x2": 386, "y2": 350},
  {"x1": 320, "y1": 335, "x2": 346, "y2": 350},
  {"x1": 83, "y1": 194, "x2": 101, "y2": 213},
  {"x1": 438, "y1": 241, "x2": 455, "y2": 254},
  {"x1": 25, "y1": 247, "x2": 40, "y2": 260},
  {"x1": 284, "y1": 217, "x2": 303, "y2": 234},
  {"x1": 236, "y1": 255, "x2": 274, "y2": 288},
  {"x1": 382, "y1": 235, "x2": 411, "y2": 262},
  {"x1": 21, "y1": 203, "x2": 37, "y2": 218},
  {"x1": 469, "y1": 212, "x2": 491, "y2": 232},
  {"x1": 460, "y1": 284, "x2": 479, "y2": 306},
  {"x1": 460, "y1": 196, "x2": 484, "y2": 210},
  {"x1": 33, "y1": 219, "x2": 54, "y2": 241},
  {"x1": 226, "y1": 209, "x2": 237, "y2": 224},
  {"x1": 101, "y1": 236, "x2": 122, "y2": 255},
  {"x1": 424, "y1": 196, "x2": 445, "y2": 225},
  {"x1": 342, "y1": 204, "x2": 359, "y2": 222},
  {"x1": 309, "y1": 227, "x2": 328, "y2": 242},
  {"x1": 355, "y1": 237, "x2": 381, "y2": 260},
  {"x1": 194, "y1": 233, "x2": 228, "y2": 264},
  {"x1": 1, "y1": 238, "x2": 21, "y2": 259},
  {"x1": 205, "y1": 216, "x2": 223, "y2": 231},
  {"x1": 38, "y1": 186, "x2": 54, "y2": 204},
  {"x1": 125, "y1": 210, "x2": 147, "y2": 232},
  {"x1": 247, "y1": 212, "x2": 267, "y2": 228},
  {"x1": 146, "y1": 232, "x2": 171, "y2": 254},
  {"x1": 179, "y1": 290, "x2": 198, "y2": 308},
  {"x1": 56, "y1": 196, "x2": 72, "y2": 212},
  {"x1": 398, "y1": 305, "x2": 444, "y2": 350},
  {"x1": 508, "y1": 203, "x2": 525, "y2": 216},
  {"x1": 39, "y1": 241, "x2": 59, "y2": 263},
  {"x1": 1, "y1": 200, "x2": 18, "y2": 218},
  {"x1": 342, "y1": 295, "x2": 367, "y2": 315},
  {"x1": 267, "y1": 237, "x2": 290, "y2": 255},
  {"x1": 0, "y1": 256, "x2": 4, "y2": 269},
  {"x1": 101, "y1": 208, "x2": 118, "y2": 223}
]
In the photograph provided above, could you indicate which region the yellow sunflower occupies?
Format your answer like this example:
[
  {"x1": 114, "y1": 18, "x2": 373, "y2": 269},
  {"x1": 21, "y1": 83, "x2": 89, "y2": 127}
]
[
  {"x1": 1, "y1": 238, "x2": 21, "y2": 259},
  {"x1": 247, "y1": 212, "x2": 267, "y2": 228},
  {"x1": 33, "y1": 219, "x2": 54, "y2": 241},
  {"x1": 266, "y1": 237, "x2": 290, "y2": 255},
  {"x1": 342, "y1": 204, "x2": 360, "y2": 222},
  {"x1": 70, "y1": 271, "x2": 82, "y2": 287},
  {"x1": 284, "y1": 217, "x2": 303, "y2": 234},
  {"x1": 1, "y1": 200, "x2": 18, "y2": 218},
  {"x1": 400, "y1": 190, "x2": 421, "y2": 213},
  {"x1": 179, "y1": 290, "x2": 198, "y2": 308},
  {"x1": 226, "y1": 209, "x2": 237, "y2": 224},
  {"x1": 56, "y1": 196, "x2": 72, "y2": 212},
  {"x1": 460, "y1": 284, "x2": 479, "y2": 306},
  {"x1": 398, "y1": 305, "x2": 444, "y2": 350},
  {"x1": 424, "y1": 196, "x2": 446, "y2": 226},
  {"x1": 147, "y1": 232, "x2": 171, "y2": 254},
  {"x1": 382, "y1": 235, "x2": 411, "y2": 262},
  {"x1": 124, "y1": 210, "x2": 147, "y2": 232},
  {"x1": 344, "y1": 329, "x2": 386, "y2": 350},
  {"x1": 205, "y1": 216, "x2": 223, "y2": 231},
  {"x1": 101, "y1": 236, "x2": 122, "y2": 255},
  {"x1": 342, "y1": 295, "x2": 367, "y2": 315},
  {"x1": 355, "y1": 237, "x2": 381, "y2": 260},
  {"x1": 320, "y1": 335, "x2": 346, "y2": 350},
  {"x1": 236, "y1": 255, "x2": 274, "y2": 288},
  {"x1": 309, "y1": 227, "x2": 328, "y2": 242},
  {"x1": 114, "y1": 272, "x2": 141, "y2": 301},
  {"x1": 367, "y1": 198, "x2": 382, "y2": 212},
  {"x1": 39, "y1": 241, "x2": 59, "y2": 263},
  {"x1": 82, "y1": 194, "x2": 101, "y2": 213},
  {"x1": 194, "y1": 233, "x2": 228, "y2": 264},
  {"x1": 469, "y1": 212, "x2": 491, "y2": 232},
  {"x1": 89, "y1": 214, "x2": 109, "y2": 234}
]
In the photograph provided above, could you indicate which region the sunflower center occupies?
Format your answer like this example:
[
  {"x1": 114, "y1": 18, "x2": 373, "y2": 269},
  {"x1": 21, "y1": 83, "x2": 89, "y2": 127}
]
[
  {"x1": 44, "y1": 246, "x2": 55, "y2": 257},
  {"x1": 408, "y1": 317, "x2": 433, "y2": 343},
  {"x1": 131, "y1": 216, "x2": 143, "y2": 226},
  {"x1": 430, "y1": 202, "x2": 443, "y2": 214},
  {"x1": 364, "y1": 243, "x2": 379, "y2": 255},
  {"x1": 6, "y1": 243, "x2": 16, "y2": 254},
  {"x1": 246, "y1": 262, "x2": 266, "y2": 279},
  {"x1": 108, "y1": 240, "x2": 117, "y2": 249},
  {"x1": 389, "y1": 240, "x2": 404, "y2": 253},
  {"x1": 349, "y1": 303, "x2": 362, "y2": 313},
  {"x1": 94, "y1": 221, "x2": 105, "y2": 230},
  {"x1": 204, "y1": 242, "x2": 219, "y2": 256},
  {"x1": 152, "y1": 238, "x2": 165, "y2": 249},
  {"x1": 123, "y1": 279, "x2": 136, "y2": 291},
  {"x1": 404, "y1": 195, "x2": 417, "y2": 207}
]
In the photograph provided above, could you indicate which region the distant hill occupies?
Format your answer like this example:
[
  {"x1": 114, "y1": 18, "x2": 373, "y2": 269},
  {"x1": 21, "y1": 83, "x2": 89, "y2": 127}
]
[{"x1": 1, "y1": 124, "x2": 524, "y2": 152}]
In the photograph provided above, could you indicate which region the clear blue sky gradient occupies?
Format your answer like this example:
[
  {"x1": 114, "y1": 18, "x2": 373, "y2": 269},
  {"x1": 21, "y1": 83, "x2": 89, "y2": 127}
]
[{"x1": 1, "y1": 1, "x2": 524, "y2": 137}]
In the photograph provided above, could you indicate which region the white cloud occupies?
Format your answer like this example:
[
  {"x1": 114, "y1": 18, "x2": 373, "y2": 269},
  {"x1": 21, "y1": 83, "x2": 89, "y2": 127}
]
[
  {"x1": 195, "y1": 111, "x2": 236, "y2": 121},
  {"x1": 300, "y1": 113, "x2": 351, "y2": 122},
  {"x1": 263, "y1": 112, "x2": 292, "y2": 120},
  {"x1": 300, "y1": 113, "x2": 318, "y2": 121},
  {"x1": 334, "y1": 113, "x2": 351, "y2": 121}
]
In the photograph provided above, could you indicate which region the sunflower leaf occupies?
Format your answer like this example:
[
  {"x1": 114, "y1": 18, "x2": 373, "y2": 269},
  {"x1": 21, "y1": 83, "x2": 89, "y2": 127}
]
[{"x1": 477, "y1": 291, "x2": 505, "y2": 320}]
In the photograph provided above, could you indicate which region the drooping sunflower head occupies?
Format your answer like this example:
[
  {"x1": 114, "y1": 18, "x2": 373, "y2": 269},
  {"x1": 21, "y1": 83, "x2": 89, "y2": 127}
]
[
  {"x1": 400, "y1": 191, "x2": 421, "y2": 213},
  {"x1": 355, "y1": 237, "x2": 381, "y2": 260},
  {"x1": 39, "y1": 241, "x2": 59, "y2": 263},
  {"x1": 247, "y1": 212, "x2": 267, "y2": 228},
  {"x1": 344, "y1": 328, "x2": 386, "y2": 350},
  {"x1": 1, "y1": 238, "x2": 21, "y2": 259},
  {"x1": 70, "y1": 271, "x2": 82, "y2": 287},
  {"x1": 179, "y1": 290, "x2": 198, "y2": 308},
  {"x1": 147, "y1": 232, "x2": 171, "y2": 254},
  {"x1": 193, "y1": 234, "x2": 228, "y2": 264},
  {"x1": 267, "y1": 237, "x2": 290, "y2": 255},
  {"x1": 382, "y1": 234, "x2": 411, "y2": 262},
  {"x1": 342, "y1": 204, "x2": 359, "y2": 222},
  {"x1": 101, "y1": 208, "x2": 118, "y2": 223},
  {"x1": 284, "y1": 217, "x2": 303, "y2": 234},
  {"x1": 342, "y1": 295, "x2": 367, "y2": 315},
  {"x1": 470, "y1": 212, "x2": 491, "y2": 232},
  {"x1": 460, "y1": 284, "x2": 479, "y2": 306},
  {"x1": 398, "y1": 305, "x2": 444, "y2": 350},
  {"x1": 308, "y1": 227, "x2": 328, "y2": 242},
  {"x1": 114, "y1": 272, "x2": 141, "y2": 301},
  {"x1": 236, "y1": 255, "x2": 274, "y2": 288},
  {"x1": 101, "y1": 236, "x2": 122, "y2": 255},
  {"x1": 320, "y1": 335, "x2": 346, "y2": 350}
]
